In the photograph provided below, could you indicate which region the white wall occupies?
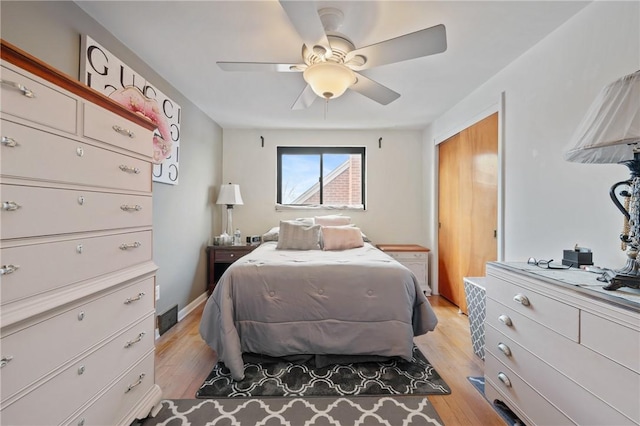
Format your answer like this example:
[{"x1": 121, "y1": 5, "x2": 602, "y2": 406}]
[
  {"x1": 221, "y1": 129, "x2": 427, "y2": 246},
  {"x1": 428, "y1": 1, "x2": 640, "y2": 269}
]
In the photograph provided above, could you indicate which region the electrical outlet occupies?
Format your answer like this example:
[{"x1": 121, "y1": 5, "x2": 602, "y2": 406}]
[{"x1": 155, "y1": 285, "x2": 160, "y2": 301}]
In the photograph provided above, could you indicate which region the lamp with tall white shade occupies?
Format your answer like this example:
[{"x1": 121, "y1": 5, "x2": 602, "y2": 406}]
[
  {"x1": 216, "y1": 183, "x2": 244, "y2": 245},
  {"x1": 564, "y1": 69, "x2": 640, "y2": 290}
]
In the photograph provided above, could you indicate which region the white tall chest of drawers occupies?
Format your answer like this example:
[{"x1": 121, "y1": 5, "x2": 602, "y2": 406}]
[
  {"x1": 0, "y1": 41, "x2": 162, "y2": 425},
  {"x1": 485, "y1": 262, "x2": 639, "y2": 426}
]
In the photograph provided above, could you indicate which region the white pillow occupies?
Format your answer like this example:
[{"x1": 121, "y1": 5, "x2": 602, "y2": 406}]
[
  {"x1": 321, "y1": 226, "x2": 364, "y2": 251},
  {"x1": 314, "y1": 215, "x2": 351, "y2": 226},
  {"x1": 262, "y1": 226, "x2": 280, "y2": 242},
  {"x1": 276, "y1": 220, "x2": 321, "y2": 250},
  {"x1": 294, "y1": 217, "x2": 316, "y2": 226}
]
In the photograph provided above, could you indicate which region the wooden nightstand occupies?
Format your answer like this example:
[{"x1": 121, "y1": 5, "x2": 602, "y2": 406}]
[
  {"x1": 377, "y1": 244, "x2": 431, "y2": 295},
  {"x1": 206, "y1": 244, "x2": 257, "y2": 295}
]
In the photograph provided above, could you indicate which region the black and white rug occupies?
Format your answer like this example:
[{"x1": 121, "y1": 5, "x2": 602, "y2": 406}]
[
  {"x1": 197, "y1": 345, "x2": 451, "y2": 398},
  {"x1": 468, "y1": 376, "x2": 526, "y2": 426},
  {"x1": 140, "y1": 396, "x2": 445, "y2": 426}
]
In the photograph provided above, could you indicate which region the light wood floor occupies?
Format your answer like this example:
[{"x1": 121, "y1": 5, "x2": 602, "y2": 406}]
[{"x1": 154, "y1": 295, "x2": 505, "y2": 425}]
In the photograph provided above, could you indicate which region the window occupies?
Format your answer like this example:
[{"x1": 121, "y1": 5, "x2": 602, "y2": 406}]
[{"x1": 277, "y1": 147, "x2": 365, "y2": 209}]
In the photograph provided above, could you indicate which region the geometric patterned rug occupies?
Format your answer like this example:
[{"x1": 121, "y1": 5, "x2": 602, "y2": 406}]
[
  {"x1": 139, "y1": 396, "x2": 445, "y2": 426},
  {"x1": 196, "y1": 345, "x2": 451, "y2": 398}
]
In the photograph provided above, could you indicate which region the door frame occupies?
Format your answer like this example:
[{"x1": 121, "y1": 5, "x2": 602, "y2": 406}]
[{"x1": 431, "y1": 92, "x2": 505, "y2": 296}]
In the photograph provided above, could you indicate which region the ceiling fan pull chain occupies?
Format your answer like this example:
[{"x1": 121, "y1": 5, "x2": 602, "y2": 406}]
[{"x1": 324, "y1": 98, "x2": 328, "y2": 119}]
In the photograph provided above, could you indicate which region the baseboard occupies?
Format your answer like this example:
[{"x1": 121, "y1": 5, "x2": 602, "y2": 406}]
[
  {"x1": 155, "y1": 291, "x2": 208, "y2": 340},
  {"x1": 179, "y1": 291, "x2": 208, "y2": 321}
]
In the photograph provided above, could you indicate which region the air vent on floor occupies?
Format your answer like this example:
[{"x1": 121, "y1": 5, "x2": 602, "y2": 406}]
[{"x1": 158, "y1": 304, "x2": 178, "y2": 336}]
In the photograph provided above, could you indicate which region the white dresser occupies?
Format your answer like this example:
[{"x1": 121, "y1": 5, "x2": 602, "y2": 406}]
[
  {"x1": 0, "y1": 41, "x2": 162, "y2": 425},
  {"x1": 377, "y1": 244, "x2": 431, "y2": 295},
  {"x1": 485, "y1": 262, "x2": 639, "y2": 426}
]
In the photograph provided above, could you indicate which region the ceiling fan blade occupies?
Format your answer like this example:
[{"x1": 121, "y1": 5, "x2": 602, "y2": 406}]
[
  {"x1": 291, "y1": 84, "x2": 317, "y2": 110},
  {"x1": 346, "y1": 24, "x2": 447, "y2": 71},
  {"x1": 350, "y1": 73, "x2": 400, "y2": 105},
  {"x1": 217, "y1": 62, "x2": 302, "y2": 72},
  {"x1": 279, "y1": 1, "x2": 332, "y2": 56}
]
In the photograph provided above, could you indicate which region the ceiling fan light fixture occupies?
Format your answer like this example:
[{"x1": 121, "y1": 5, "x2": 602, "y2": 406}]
[{"x1": 303, "y1": 61, "x2": 356, "y2": 99}]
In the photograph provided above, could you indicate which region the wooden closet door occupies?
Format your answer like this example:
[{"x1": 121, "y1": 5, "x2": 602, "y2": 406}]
[
  {"x1": 438, "y1": 133, "x2": 463, "y2": 307},
  {"x1": 438, "y1": 113, "x2": 498, "y2": 313}
]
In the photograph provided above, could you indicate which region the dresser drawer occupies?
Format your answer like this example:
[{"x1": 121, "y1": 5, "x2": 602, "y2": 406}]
[
  {"x1": 487, "y1": 274, "x2": 579, "y2": 341},
  {"x1": 1, "y1": 230, "x2": 152, "y2": 305},
  {"x1": 581, "y1": 311, "x2": 640, "y2": 373},
  {"x1": 0, "y1": 277, "x2": 154, "y2": 402},
  {"x1": 83, "y1": 103, "x2": 153, "y2": 158},
  {"x1": 1, "y1": 315, "x2": 154, "y2": 426},
  {"x1": 1, "y1": 65, "x2": 78, "y2": 134},
  {"x1": 386, "y1": 251, "x2": 427, "y2": 261},
  {"x1": 485, "y1": 324, "x2": 633, "y2": 425},
  {"x1": 487, "y1": 299, "x2": 639, "y2": 422},
  {"x1": 215, "y1": 249, "x2": 252, "y2": 263},
  {"x1": 65, "y1": 352, "x2": 156, "y2": 426},
  {"x1": 1, "y1": 119, "x2": 151, "y2": 192},
  {"x1": 486, "y1": 298, "x2": 565, "y2": 353},
  {"x1": 1, "y1": 184, "x2": 152, "y2": 239},
  {"x1": 485, "y1": 352, "x2": 573, "y2": 426}
]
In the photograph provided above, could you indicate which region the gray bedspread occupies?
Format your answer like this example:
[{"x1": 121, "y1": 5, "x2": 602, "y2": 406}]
[{"x1": 199, "y1": 242, "x2": 438, "y2": 380}]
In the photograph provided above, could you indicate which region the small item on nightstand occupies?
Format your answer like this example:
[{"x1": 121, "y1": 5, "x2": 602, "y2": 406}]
[
  {"x1": 562, "y1": 245, "x2": 593, "y2": 267},
  {"x1": 220, "y1": 232, "x2": 232, "y2": 245},
  {"x1": 246, "y1": 235, "x2": 262, "y2": 245},
  {"x1": 233, "y1": 228, "x2": 242, "y2": 246}
]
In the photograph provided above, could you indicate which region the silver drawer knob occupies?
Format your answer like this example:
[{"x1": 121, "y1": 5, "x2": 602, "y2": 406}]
[
  {"x1": 119, "y1": 242, "x2": 141, "y2": 250},
  {"x1": 1, "y1": 79, "x2": 35, "y2": 98},
  {"x1": 1, "y1": 136, "x2": 18, "y2": 147},
  {"x1": 77, "y1": 311, "x2": 85, "y2": 321},
  {"x1": 112, "y1": 125, "x2": 135, "y2": 138},
  {"x1": 119, "y1": 164, "x2": 141, "y2": 174},
  {"x1": 77, "y1": 365, "x2": 85, "y2": 375},
  {"x1": 124, "y1": 292, "x2": 145, "y2": 304},
  {"x1": 497, "y1": 342, "x2": 512, "y2": 357},
  {"x1": 125, "y1": 373, "x2": 145, "y2": 393},
  {"x1": 513, "y1": 293, "x2": 530, "y2": 306},
  {"x1": 498, "y1": 314, "x2": 512, "y2": 327},
  {"x1": 1, "y1": 356, "x2": 14, "y2": 368},
  {"x1": 124, "y1": 331, "x2": 146, "y2": 348},
  {"x1": 0, "y1": 264, "x2": 20, "y2": 275},
  {"x1": 2, "y1": 201, "x2": 21, "y2": 211},
  {"x1": 497, "y1": 372, "x2": 512, "y2": 388}
]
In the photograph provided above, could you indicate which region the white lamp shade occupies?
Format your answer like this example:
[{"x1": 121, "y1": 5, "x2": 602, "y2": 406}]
[
  {"x1": 216, "y1": 184, "x2": 243, "y2": 205},
  {"x1": 564, "y1": 70, "x2": 640, "y2": 164},
  {"x1": 303, "y1": 62, "x2": 356, "y2": 99}
]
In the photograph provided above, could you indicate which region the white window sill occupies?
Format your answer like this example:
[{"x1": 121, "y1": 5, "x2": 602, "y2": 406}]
[{"x1": 275, "y1": 204, "x2": 365, "y2": 212}]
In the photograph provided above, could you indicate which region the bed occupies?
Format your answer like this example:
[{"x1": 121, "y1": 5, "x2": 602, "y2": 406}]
[{"x1": 199, "y1": 218, "x2": 438, "y2": 380}]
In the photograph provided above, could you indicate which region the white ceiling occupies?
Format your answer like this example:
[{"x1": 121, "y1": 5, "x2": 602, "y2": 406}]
[{"x1": 75, "y1": 1, "x2": 590, "y2": 130}]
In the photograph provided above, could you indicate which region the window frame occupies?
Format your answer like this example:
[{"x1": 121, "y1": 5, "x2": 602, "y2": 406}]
[{"x1": 277, "y1": 146, "x2": 366, "y2": 209}]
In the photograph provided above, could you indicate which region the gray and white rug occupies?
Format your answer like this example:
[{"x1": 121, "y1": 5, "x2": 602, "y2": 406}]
[
  {"x1": 140, "y1": 396, "x2": 444, "y2": 426},
  {"x1": 197, "y1": 345, "x2": 451, "y2": 398}
]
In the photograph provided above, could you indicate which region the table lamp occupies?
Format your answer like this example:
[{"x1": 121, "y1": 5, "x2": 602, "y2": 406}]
[
  {"x1": 564, "y1": 69, "x2": 640, "y2": 290},
  {"x1": 216, "y1": 183, "x2": 243, "y2": 245}
]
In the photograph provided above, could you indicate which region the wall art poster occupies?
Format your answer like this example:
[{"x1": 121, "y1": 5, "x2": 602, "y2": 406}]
[{"x1": 80, "y1": 35, "x2": 180, "y2": 185}]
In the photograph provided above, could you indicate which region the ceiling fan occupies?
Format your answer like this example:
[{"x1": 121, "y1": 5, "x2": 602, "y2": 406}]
[{"x1": 217, "y1": 1, "x2": 447, "y2": 109}]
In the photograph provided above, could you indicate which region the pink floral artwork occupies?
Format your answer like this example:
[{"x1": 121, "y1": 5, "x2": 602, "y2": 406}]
[{"x1": 110, "y1": 86, "x2": 172, "y2": 164}]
